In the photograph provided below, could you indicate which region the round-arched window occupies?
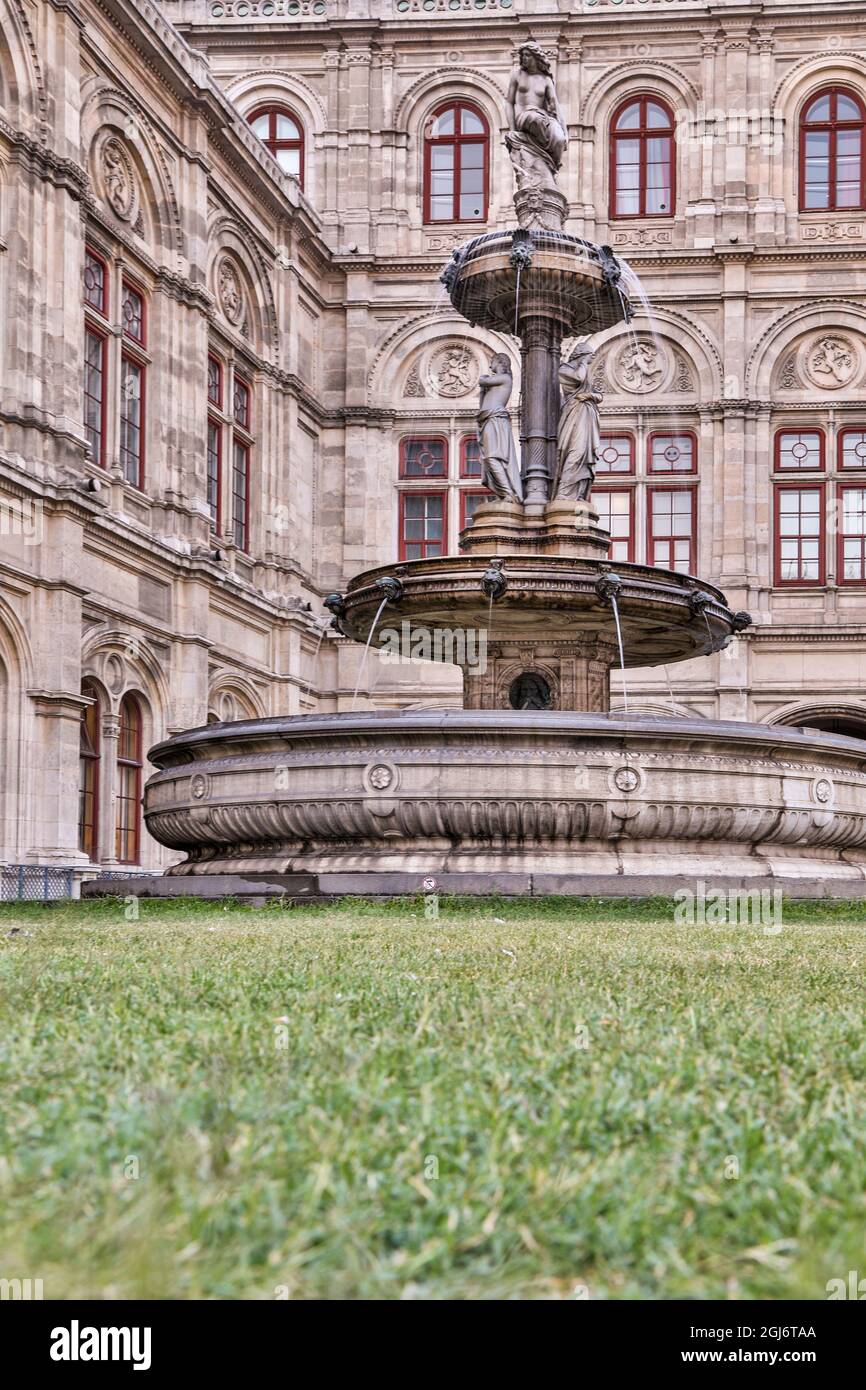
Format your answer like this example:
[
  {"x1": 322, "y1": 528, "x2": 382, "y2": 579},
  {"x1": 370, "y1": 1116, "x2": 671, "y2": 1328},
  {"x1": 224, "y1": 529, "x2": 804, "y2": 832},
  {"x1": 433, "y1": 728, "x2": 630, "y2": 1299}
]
[
  {"x1": 800, "y1": 87, "x2": 866, "y2": 212},
  {"x1": 248, "y1": 105, "x2": 305, "y2": 188},
  {"x1": 610, "y1": 95, "x2": 675, "y2": 218},
  {"x1": 424, "y1": 100, "x2": 489, "y2": 224}
]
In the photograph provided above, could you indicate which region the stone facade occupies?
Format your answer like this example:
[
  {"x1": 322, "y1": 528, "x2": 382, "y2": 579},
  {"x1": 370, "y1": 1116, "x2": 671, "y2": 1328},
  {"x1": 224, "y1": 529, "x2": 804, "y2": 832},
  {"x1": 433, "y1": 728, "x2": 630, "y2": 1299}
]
[{"x1": 1, "y1": 0, "x2": 866, "y2": 870}]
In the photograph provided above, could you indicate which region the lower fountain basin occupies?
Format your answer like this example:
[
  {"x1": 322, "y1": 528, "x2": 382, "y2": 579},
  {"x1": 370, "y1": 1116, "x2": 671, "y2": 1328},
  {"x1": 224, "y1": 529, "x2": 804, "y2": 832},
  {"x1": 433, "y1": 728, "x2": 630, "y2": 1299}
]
[{"x1": 141, "y1": 711, "x2": 866, "y2": 894}]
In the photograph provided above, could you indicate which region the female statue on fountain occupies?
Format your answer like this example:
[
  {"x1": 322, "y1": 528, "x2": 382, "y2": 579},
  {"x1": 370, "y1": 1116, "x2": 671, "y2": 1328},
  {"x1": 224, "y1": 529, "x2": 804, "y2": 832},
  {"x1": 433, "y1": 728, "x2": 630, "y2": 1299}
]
[
  {"x1": 552, "y1": 342, "x2": 602, "y2": 502},
  {"x1": 477, "y1": 353, "x2": 523, "y2": 504}
]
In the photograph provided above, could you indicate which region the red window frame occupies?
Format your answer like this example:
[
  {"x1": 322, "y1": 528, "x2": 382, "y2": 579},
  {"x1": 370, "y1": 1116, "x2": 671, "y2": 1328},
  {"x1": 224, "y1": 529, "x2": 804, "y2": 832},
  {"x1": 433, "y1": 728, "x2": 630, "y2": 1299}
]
[
  {"x1": 460, "y1": 487, "x2": 492, "y2": 530},
  {"x1": 398, "y1": 489, "x2": 448, "y2": 561},
  {"x1": 774, "y1": 482, "x2": 825, "y2": 587},
  {"x1": 647, "y1": 430, "x2": 697, "y2": 475},
  {"x1": 423, "y1": 100, "x2": 490, "y2": 225},
  {"x1": 799, "y1": 86, "x2": 866, "y2": 213},
  {"x1": 647, "y1": 484, "x2": 697, "y2": 575},
  {"x1": 78, "y1": 682, "x2": 101, "y2": 859},
  {"x1": 591, "y1": 484, "x2": 636, "y2": 563},
  {"x1": 116, "y1": 694, "x2": 142, "y2": 864},
  {"x1": 83, "y1": 326, "x2": 108, "y2": 468},
  {"x1": 838, "y1": 428, "x2": 866, "y2": 471},
  {"x1": 399, "y1": 436, "x2": 448, "y2": 480},
  {"x1": 774, "y1": 428, "x2": 825, "y2": 473},
  {"x1": 248, "y1": 104, "x2": 305, "y2": 189},
  {"x1": 597, "y1": 432, "x2": 636, "y2": 475},
  {"x1": 207, "y1": 417, "x2": 222, "y2": 533},
  {"x1": 121, "y1": 279, "x2": 146, "y2": 344},
  {"x1": 838, "y1": 483, "x2": 866, "y2": 585},
  {"x1": 233, "y1": 375, "x2": 251, "y2": 432},
  {"x1": 83, "y1": 246, "x2": 109, "y2": 316},
  {"x1": 207, "y1": 354, "x2": 223, "y2": 409},
  {"x1": 609, "y1": 94, "x2": 676, "y2": 220},
  {"x1": 460, "y1": 434, "x2": 483, "y2": 479},
  {"x1": 232, "y1": 440, "x2": 250, "y2": 552},
  {"x1": 119, "y1": 280, "x2": 147, "y2": 488}
]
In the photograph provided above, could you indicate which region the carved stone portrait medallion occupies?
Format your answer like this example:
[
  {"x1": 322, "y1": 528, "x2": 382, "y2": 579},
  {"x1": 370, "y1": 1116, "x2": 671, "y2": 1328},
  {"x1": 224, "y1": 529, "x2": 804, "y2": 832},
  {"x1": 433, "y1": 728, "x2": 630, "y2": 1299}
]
[
  {"x1": 101, "y1": 136, "x2": 135, "y2": 221},
  {"x1": 803, "y1": 334, "x2": 859, "y2": 390},
  {"x1": 427, "y1": 344, "x2": 479, "y2": 398},
  {"x1": 217, "y1": 257, "x2": 245, "y2": 326},
  {"x1": 612, "y1": 339, "x2": 667, "y2": 394}
]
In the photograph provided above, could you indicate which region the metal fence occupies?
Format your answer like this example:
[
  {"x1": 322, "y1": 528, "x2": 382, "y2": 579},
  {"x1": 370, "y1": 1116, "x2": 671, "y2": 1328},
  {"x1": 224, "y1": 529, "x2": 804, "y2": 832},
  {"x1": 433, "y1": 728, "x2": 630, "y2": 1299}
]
[{"x1": 1, "y1": 866, "x2": 75, "y2": 902}]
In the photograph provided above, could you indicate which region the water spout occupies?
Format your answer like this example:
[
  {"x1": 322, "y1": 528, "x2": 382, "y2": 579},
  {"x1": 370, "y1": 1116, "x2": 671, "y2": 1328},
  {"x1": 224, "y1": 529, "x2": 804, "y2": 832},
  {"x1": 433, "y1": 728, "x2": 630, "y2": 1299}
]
[
  {"x1": 480, "y1": 559, "x2": 507, "y2": 600},
  {"x1": 595, "y1": 572, "x2": 629, "y2": 719},
  {"x1": 351, "y1": 576, "x2": 405, "y2": 711}
]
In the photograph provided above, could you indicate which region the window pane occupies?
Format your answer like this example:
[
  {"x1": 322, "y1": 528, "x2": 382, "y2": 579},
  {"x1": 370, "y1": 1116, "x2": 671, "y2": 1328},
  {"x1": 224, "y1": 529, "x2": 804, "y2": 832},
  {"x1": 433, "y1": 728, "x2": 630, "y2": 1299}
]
[
  {"x1": 250, "y1": 114, "x2": 270, "y2": 137},
  {"x1": 233, "y1": 378, "x2": 250, "y2": 428},
  {"x1": 401, "y1": 439, "x2": 446, "y2": 477},
  {"x1": 646, "y1": 102, "x2": 671, "y2": 129},
  {"x1": 598, "y1": 435, "x2": 632, "y2": 473},
  {"x1": 122, "y1": 284, "x2": 144, "y2": 342},
  {"x1": 777, "y1": 431, "x2": 822, "y2": 471},
  {"x1": 432, "y1": 108, "x2": 455, "y2": 137},
  {"x1": 836, "y1": 94, "x2": 862, "y2": 121},
  {"x1": 615, "y1": 102, "x2": 641, "y2": 130},
  {"x1": 232, "y1": 442, "x2": 249, "y2": 549},
  {"x1": 277, "y1": 148, "x2": 300, "y2": 177},
  {"x1": 805, "y1": 94, "x2": 831, "y2": 122},
  {"x1": 461, "y1": 437, "x2": 483, "y2": 477},
  {"x1": 651, "y1": 435, "x2": 694, "y2": 472},
  {"x1": 84, "y1": 330, "x2": 105, "y2": 464},
  {"x1": 83, "y1": 251, "x2": 106, "y2": 312},
  {"x1": 208, "y1": 357, "x2": 221, "y2": 406},
  {"x1": 841, "y1": 431, "x2": 866, "y2": 469},
  {"x1": 461, "y1": 109, "x2": 485, "y2": 135},
  {"x1": 207, "y1": 420, "x2": 221, "y2": 526},
  {"x1": 275, "y1": 114, "x2": 300, "y2": 139},
  {"x1": 120, "y1": 357, "x2": 143, "y2": 487}
]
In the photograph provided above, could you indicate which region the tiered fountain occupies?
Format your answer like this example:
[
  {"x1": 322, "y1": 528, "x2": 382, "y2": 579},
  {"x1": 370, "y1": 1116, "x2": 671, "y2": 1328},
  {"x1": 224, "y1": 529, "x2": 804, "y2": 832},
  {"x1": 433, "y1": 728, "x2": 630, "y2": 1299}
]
[{"x1": 131, "y1": 43, "x2": 866, "y2": 899}]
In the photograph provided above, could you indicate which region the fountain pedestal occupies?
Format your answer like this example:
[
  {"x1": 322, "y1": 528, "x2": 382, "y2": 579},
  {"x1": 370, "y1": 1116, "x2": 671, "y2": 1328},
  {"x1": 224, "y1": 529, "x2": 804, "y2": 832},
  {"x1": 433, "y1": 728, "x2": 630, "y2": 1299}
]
[{"x1": 461, "y1": 498, "x2": 610, "y2": 560}]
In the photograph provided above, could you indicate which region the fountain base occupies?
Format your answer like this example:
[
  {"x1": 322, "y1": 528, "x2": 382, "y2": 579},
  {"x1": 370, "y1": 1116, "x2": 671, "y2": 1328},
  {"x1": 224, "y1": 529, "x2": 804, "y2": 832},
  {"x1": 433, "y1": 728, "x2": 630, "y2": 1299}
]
[{"x1": 128, "y1": 712, "x2": 866, "y2": 898}]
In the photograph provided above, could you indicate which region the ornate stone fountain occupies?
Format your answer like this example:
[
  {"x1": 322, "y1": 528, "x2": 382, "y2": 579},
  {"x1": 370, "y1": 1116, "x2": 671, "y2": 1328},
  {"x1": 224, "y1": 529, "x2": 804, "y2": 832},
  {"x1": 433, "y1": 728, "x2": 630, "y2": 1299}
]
[{"x1": 128, "y1": 43, "x2": 866, "y2": 899}]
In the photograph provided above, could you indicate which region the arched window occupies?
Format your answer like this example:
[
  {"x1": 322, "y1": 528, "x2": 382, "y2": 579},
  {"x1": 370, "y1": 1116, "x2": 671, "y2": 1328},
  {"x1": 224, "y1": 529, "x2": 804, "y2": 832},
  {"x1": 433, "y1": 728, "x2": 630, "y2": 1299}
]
[
  {"x1": 79, "y1": 682, "x2": 101, "y2": 858},
  {"x1": 116, "y1": 694, "x2": 142, "y2": 864},
  {"x1": 424, "y1": 101, "x2": 489, "y2": 224},
  {"x1": 248, "y1": 105, "x2": 305, "y2": 188},
  {"x1": 799, "y1": 87, "x2": 866, "y2": 212},
  {"x1": 610, "y1": 96, "x2": 675, "y2": 218}
]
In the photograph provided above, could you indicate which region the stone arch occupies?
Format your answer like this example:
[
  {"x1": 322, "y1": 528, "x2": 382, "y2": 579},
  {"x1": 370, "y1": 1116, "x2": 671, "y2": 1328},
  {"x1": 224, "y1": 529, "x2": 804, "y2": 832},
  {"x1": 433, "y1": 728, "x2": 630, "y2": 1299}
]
[
  {"x1": 0, "y1": 593, "x2": 32, "y2": 860},
  {"x1": 0, "y1": 0, "x2": 47, "y2": 132},
  {"x1": 591, "y1": 310, "x2": 723, "y2": 401},
  {"x1": 207, "y1": 675, "x2": 267, "y2": 723},
  {"x1": 581, "y1": 63, "x2": 698, "y2": 223},
  {"x1": 81, "y1": 628, "x2": 171, "y2": 726},
  {"x1": 746, "y1": 301, "x2": 866, "y2": 398},
  {"x1": 771, "y1": 54, "x2": 866, "y2": 211},
  {"x1": 80, "y1": 80, "x2": 184, "y2": 262},
  {"x1": 395, "y1": 67, "x2": 506, "y2": 136},
  {"x1": 765, "y1": 700, "x2": 866, "y2": 741},
  {"x1": 367, "y1": 310, "x2": 517, "y2": 405},
  {"x1": 208, "y1": 213, "x2": 279, "y2": 362},
  {"x1": 395, "y1": 69, "x2": 507, "y2": 230}
]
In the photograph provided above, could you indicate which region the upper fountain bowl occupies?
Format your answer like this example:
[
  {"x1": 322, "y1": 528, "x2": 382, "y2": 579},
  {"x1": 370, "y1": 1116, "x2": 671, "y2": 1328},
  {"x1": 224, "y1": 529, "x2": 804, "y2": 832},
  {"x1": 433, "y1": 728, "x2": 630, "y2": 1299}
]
[{"x1": 442, "y1": 230, "x2": 631, "y2": 336}]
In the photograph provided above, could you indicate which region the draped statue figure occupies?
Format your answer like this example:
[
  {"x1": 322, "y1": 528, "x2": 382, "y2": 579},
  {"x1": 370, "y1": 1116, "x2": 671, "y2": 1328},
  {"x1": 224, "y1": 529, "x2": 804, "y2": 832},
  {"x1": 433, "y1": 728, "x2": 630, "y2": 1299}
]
[
  {"x1": 476, "y1": 353, "x2": 523, "y2": 504},
  {"x1": 552, "y1": 343, "x2": 602, "y2": 502}
]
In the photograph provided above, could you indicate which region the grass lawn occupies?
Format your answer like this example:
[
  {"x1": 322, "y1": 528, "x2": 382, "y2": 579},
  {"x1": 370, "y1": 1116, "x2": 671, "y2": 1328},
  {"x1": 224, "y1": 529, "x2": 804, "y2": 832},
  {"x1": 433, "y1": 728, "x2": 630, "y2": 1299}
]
[{"x1": 1, "y1": 894, "x2": 866, "y2": 1300}]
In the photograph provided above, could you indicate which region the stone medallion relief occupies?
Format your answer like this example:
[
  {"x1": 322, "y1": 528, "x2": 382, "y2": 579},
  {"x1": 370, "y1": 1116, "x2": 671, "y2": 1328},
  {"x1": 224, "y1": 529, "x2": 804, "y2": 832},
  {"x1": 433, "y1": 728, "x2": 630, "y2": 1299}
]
[
  {"x1": 401, "y1": 342, "x2": 483, "y2": 400},
  {"x1": 803, "y1": 333, "x2": 860, "y2": 390},
  {"x1": 610, "y1": 338, "x2": 668, "y2": 394},
  {"x1": 217, "y1": 256, "x2": 246, "y2": 327},
  {"x1": 776, "y1": 332, "x2": 865, "y2": 392},
  {"x1": 98, "y1": 134, "x2": 137, "y2": 223}
]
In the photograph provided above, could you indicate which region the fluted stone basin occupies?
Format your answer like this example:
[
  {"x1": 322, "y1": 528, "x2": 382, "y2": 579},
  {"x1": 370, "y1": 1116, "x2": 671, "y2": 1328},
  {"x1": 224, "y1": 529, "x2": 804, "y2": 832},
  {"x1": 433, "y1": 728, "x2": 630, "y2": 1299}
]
[
  {"x1": 444, "y1": 230, "x2": 628, "y2": 335},
  {"x1": 341, "y1": 555, "x2": 738, "y2": 668},
  {"x1": 141, "y1": 711, "x2": 866, "y2": 892}
]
